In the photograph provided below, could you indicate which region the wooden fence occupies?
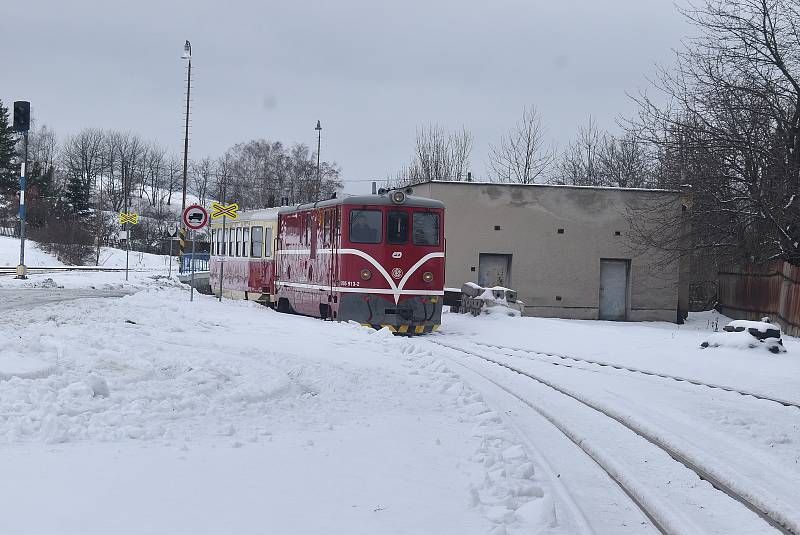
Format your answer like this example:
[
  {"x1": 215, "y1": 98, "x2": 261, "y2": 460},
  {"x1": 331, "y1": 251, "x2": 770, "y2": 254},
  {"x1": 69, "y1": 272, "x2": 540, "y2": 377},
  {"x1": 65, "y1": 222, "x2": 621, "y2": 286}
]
[{"x1": 718, "y1": 261, "x2": 800, "y2": 337}]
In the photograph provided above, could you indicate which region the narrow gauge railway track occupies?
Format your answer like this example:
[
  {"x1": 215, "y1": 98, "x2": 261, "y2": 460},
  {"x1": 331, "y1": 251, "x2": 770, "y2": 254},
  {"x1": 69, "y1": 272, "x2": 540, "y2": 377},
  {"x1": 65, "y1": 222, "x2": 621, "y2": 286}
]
[
  {"x1": 429, "y1": 338, "x2": 797, "y2": 535},
  {"x1": 473, "y1": 341, "x2": 800, "y2": 410},
  {"x1": 0, "y1": 266, "x2": 145, "y2": 276}
]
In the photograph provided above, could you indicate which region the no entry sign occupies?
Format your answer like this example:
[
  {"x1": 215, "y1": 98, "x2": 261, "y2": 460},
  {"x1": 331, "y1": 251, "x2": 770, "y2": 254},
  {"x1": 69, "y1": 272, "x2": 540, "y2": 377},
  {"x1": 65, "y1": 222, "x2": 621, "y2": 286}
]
[{"x1": 183, "y1": 204, "x2": 209, "y2": 230}]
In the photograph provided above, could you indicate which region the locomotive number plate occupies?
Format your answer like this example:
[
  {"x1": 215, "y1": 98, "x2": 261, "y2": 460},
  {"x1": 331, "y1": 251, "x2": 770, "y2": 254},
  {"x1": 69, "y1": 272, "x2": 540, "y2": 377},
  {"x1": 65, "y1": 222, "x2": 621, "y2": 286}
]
[{"x1": 340, "y1": 281, "x2": 361, "y2": 287}]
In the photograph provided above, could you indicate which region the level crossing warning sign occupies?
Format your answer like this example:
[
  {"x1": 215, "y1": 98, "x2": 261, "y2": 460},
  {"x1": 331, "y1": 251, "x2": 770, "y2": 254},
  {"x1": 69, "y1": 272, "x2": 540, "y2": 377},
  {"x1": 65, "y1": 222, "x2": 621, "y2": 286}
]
[
  {"x1": 210, "y1": 202, "x2": 239, "y2": 220},
  {"x1": 119, "y1": 212, "x2": 139, "y2": 225}
]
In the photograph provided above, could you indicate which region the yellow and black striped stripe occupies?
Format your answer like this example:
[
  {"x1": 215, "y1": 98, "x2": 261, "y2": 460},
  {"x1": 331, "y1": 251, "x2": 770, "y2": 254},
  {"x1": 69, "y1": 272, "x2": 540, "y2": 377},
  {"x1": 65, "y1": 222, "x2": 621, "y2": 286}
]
[
  {"x1": 179, "y1": 227, "x2": 187, "y2": 256},
  {"x1": 361, "y1": 323, "x2": 440, "y2": 335}
]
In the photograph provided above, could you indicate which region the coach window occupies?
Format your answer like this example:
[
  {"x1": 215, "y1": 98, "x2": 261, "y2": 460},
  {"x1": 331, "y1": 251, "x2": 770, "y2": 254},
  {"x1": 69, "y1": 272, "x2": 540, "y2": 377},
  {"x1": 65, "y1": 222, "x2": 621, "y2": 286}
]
[
  {"x1": 242, "y1": 227, "x2": 250, "y2": 258},
  {"x1": 387, "y1": 211, "x2": 408, "y2": 244},
  {"x1": 265, "y1": 227, "x2": 273, "y2": 257},
  {"x1": 251, "y1": 226, "x2": 263, "y2": 258},
  {"x1": 349, "y1": 209, "x2": 381, "y2": 244},
  {"x1": 412, "y1": 212, "x2": 440, "y2": 246},
  {"x1": 210, "y1": 229, "x2": 216, "y2": 255},
  {"x1": 322, "y1": 211, "x2": 331, "y2": 248},
  {"x1": 236, "y1": 227, "x2": 242, "y2": 257},
  {"x1": 230, "y1": 228, "x2": 236, "y2": 256}
]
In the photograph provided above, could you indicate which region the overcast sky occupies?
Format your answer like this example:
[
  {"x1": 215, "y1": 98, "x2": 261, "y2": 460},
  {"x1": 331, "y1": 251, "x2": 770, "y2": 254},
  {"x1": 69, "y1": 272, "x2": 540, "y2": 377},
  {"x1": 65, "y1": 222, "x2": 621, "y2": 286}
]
[{"x1": 2, "y1": 1, "x2": 691, "y2": 194}]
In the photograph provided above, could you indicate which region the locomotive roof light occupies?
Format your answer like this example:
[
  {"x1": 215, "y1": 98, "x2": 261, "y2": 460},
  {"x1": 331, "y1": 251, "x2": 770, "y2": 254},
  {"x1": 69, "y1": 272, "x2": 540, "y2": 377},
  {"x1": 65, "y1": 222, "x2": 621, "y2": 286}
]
[
  {"x1": 390, "y1": 190, "x2": 406, "y2": 204},
  {"x1": 404, "y1": 187, "x2": 414, "y2": 195}
]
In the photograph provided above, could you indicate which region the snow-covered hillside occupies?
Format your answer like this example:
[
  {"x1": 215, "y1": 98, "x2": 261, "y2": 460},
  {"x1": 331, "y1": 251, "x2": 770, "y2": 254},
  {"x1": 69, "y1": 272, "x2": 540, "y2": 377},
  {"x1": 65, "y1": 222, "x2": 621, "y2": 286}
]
[
  {"x1": 0, "y1": 235, "x2": 176, "y2": 270},
  {"x1": 0, "y1": 235, "x2": 64, "y2": 267}
]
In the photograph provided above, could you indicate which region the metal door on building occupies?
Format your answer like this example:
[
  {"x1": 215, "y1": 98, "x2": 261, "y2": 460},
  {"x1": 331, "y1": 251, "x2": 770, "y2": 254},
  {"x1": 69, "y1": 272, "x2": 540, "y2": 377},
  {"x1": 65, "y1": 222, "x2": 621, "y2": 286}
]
[
  {"x1": 599, "y1": 259, "x2": 629, "y2": 320},
  {"x1": 478, "y1": 254, "x2": 511, "y2": 288}
]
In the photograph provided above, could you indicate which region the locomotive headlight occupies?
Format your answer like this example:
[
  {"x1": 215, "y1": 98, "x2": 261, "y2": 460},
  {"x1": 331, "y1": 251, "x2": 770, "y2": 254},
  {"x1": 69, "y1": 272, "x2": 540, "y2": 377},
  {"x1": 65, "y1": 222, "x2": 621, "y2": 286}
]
[
  {"x1": 360, "y1": 268, "x2": 372, "y2": 280},
  {"x1": 422, "y1": 271, "x2": 434, "y2": 283},
  {"x1": 390, "y1": 190, "x2": 406, "y2": 204}
]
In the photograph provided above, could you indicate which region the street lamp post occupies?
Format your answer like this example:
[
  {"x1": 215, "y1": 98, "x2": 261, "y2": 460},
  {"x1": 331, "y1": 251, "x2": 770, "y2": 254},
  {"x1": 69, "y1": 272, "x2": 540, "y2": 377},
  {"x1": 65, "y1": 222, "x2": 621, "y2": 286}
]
[
  {"x1": 180, "y1": 40, "x2": 192, "y2": 273},
  {"x1": 315, "y1": 120, "x2": 321, "y2": 201}
]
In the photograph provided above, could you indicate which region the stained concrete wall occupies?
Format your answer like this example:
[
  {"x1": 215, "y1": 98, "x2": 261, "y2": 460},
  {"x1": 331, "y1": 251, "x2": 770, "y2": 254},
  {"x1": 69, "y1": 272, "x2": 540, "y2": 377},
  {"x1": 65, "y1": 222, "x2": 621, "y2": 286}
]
[{"x1": 415, "y1": 181, "x2": 688, "y2": 322}]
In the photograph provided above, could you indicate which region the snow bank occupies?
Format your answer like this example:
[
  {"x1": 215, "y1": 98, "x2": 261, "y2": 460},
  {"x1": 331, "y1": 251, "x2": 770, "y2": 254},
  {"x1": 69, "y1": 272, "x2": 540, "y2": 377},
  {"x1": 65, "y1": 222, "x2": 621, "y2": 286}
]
[
  {"x1": 0, "y1": 285, "x2": 489, "y2": 533},
  {"x1": 0, "y1": 353, "x2": 55, "y2": 380}
]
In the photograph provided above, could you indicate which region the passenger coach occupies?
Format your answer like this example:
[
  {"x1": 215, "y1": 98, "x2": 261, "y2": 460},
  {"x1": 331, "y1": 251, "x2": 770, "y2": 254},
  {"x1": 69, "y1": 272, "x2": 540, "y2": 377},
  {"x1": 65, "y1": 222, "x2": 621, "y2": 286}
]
[
  {"x1": 208, "y1": 190, "x2": 445, "y2": 333},
  {"x1": 209, "y1": 208, "x2": 279, "y2": 303}
]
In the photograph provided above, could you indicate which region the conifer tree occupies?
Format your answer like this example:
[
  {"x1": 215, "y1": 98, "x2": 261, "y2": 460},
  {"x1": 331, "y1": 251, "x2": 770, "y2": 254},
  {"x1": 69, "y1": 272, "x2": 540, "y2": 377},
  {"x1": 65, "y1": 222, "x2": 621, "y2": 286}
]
[{"x1": 0, "y1": 100, "x2": 17, "y2": 194}]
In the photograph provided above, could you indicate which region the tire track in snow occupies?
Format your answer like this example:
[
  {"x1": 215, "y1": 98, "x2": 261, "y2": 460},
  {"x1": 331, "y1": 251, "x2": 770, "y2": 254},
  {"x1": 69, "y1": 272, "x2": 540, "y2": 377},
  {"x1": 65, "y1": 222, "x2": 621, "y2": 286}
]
[
  {"x1": 430, "y1": 339, "x2": 795, "y2": 535},
  {"x1": 473, "y1": 341, "x2": 800, "y2": 410}
]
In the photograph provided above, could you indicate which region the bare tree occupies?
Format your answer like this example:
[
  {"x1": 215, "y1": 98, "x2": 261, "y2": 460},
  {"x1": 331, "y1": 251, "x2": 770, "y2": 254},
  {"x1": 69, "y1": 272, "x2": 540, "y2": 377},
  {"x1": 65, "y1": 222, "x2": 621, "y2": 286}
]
[
  {"x1": 631, "y1": 0, "x2": 800, "y2": 265},
  {"x1": 61, "y1": 128, "x2": 104, "y2": 213},
  {"x1": 597, "y1": 131, "x2": 653, "y2": 188},
  {"x1": 552, "y1": 117, "x2": 603, "y2": 186},
  {"x1": 488, "y1": 106, "x2": 554, "y2": 183},
  {"x1": 393, "y1": 125, "x2": 473, "y2": 186},
  {"x1": 189, "y1": 156, "x2": 215, "y2": 206}
]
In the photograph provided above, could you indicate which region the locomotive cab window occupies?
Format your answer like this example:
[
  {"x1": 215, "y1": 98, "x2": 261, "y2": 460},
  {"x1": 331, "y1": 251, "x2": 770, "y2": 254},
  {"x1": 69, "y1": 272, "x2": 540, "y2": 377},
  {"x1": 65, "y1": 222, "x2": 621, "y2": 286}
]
[
  {"x1": 413, "y1": 212, "x2": 440, "y2": 246},
  {"x1": 387, "y1": 211, "x2": 408, "y2": 244},
  {"x1": 251, "y1": 226, "x2": 263, "y2": 258},
  {"x1": 349, "y1": 210, "x2": 382, "y2": 244}
]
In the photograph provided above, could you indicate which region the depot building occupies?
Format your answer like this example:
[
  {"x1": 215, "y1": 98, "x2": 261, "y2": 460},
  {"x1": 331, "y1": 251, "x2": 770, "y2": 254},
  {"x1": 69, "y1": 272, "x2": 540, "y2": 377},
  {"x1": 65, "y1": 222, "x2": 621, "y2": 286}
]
[{"x1": 412, "y1": 180, "x2": 690, "y2": 323}]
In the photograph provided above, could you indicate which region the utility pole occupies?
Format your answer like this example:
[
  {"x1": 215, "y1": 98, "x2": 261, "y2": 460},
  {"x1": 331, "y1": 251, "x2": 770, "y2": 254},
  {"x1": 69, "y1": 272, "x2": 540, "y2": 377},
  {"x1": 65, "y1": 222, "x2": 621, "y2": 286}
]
[
  {"x1": 315, "y1": 120, "x2": 322, "y2": 200},
  {"x1": 180, "y1": 40, "x2": 192, "y2": 271}
]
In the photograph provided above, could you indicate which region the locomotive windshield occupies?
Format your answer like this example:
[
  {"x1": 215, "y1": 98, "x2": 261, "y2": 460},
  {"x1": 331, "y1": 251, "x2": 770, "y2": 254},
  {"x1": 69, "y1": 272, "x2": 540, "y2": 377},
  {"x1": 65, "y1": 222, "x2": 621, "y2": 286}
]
[
  {"x1": 349, "y1": 209, "x2": 382, "y2": 243},
  {"x1": 387, "y1": 211, "x2": 409, "y2": 244},
  {"x1": 413, "y1": 212, "x2": 440, "y2": 246}
]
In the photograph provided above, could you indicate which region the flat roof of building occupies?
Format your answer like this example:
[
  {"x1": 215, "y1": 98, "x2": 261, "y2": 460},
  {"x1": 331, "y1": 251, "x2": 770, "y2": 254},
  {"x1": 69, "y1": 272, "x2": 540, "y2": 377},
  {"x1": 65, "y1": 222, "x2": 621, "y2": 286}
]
[{"x1": 415, "y1": 179, "x2": 684, "y2": 194}]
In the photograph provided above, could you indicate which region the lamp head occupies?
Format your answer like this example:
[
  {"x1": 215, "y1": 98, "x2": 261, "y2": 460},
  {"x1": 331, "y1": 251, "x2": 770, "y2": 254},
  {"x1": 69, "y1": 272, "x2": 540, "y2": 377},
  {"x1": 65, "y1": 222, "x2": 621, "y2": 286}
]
[{"x1": 182, "y1": 40, "x2": 192, "y2": 60}]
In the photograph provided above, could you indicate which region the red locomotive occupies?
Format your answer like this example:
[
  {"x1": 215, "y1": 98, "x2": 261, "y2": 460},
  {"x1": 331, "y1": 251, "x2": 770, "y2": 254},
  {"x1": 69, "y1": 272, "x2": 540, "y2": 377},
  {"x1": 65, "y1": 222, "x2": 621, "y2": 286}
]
[{"x1": 209, "y1": 189, "x2": 445, "y2": 333}]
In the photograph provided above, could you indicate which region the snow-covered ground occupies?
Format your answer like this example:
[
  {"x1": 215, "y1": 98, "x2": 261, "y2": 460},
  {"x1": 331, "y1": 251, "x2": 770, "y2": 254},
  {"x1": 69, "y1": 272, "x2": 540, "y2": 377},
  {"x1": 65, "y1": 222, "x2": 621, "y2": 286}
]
[
  {"x1": 0, "y1": 281, "x2": 544, "y2": 534},
  {"x1": 2, "y1": 271, "x2": 799, "y2": 534}
]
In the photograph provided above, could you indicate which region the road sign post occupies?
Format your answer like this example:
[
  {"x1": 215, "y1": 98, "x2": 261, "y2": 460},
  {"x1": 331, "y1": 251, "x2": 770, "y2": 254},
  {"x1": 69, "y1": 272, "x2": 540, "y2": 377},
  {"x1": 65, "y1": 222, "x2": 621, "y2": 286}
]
[
  {"x1": 210, "y1": 202, "x2": 239, "y2": 302},
  {"x1": 190, "y1": 229, "x2": 197, "y2": 301},
  {"x1": 182, "y1": 204, "x2": 209, "y2": 301},
  {"x1": 118, "y1": 212, "x2": 139, "y2": 281}
]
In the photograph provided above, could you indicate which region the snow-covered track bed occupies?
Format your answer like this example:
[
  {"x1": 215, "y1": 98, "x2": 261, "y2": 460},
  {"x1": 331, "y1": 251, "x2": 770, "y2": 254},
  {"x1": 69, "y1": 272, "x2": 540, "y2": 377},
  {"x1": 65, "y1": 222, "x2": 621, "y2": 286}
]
[
  {"x1": 429, "y1": 338, "x2": 799, "y2": 535},
  {"x1": 0, "y1": 266, "x2": 151, "y2": 275},
  {"x1": 473, "y1": 341, "x2": 800, "y2": 410}
]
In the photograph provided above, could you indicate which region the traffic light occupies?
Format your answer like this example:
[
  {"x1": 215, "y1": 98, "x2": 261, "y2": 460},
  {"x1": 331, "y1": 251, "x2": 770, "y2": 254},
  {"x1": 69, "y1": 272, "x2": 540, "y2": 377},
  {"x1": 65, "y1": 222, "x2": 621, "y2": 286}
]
[{"x1": 13, "y1": 101, "x2": 30, "y2": 132}]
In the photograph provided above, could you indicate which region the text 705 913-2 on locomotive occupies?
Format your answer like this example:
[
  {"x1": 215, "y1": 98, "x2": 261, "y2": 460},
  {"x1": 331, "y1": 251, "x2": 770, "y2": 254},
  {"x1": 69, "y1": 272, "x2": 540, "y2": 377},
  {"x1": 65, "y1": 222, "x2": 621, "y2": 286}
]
[{"x1": 208, "y1": 189, "x2": 445, "y2": 334}]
